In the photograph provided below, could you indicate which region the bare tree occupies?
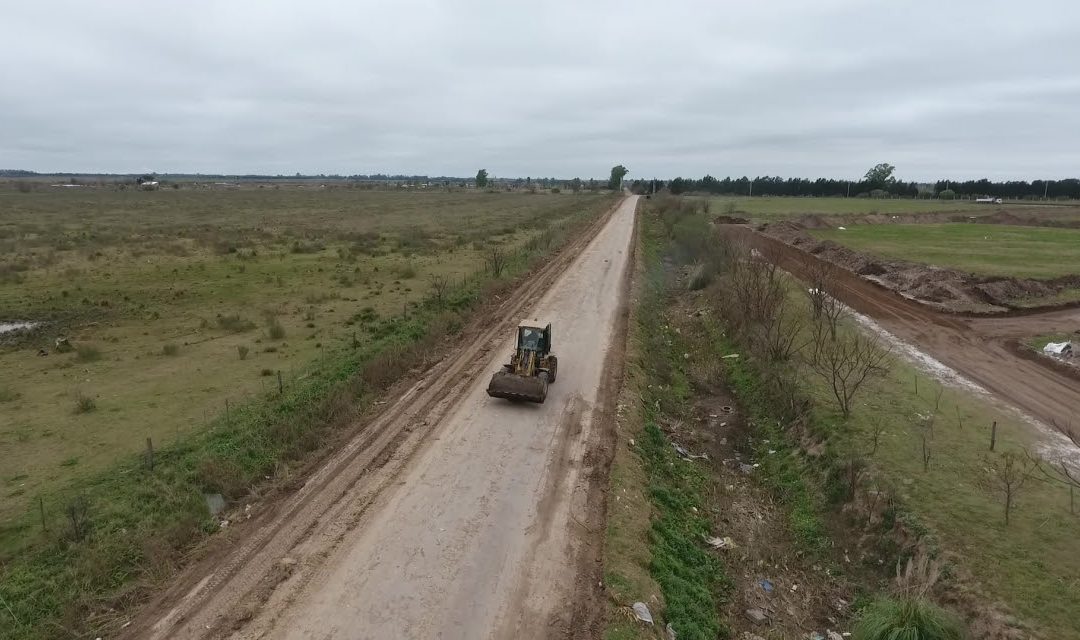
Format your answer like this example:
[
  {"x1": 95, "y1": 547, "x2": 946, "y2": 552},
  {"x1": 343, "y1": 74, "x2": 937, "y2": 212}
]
[
  {"x1": 807, "y1": 330, "x2": 892, "y2": 418},
  {"x1": 1031, "y1": 419, "x2": 1080, "y2": 514},
  {"x1": 910, "y1": 412, "x2": 936, "y2": 472},
  {"x1": 865, "y1": 418, "x2": 887, "y2": 457},
  {"x1": 753, "y1": 300, "x2": 807, "y2": 362},
  {"x1": 428, "y1": 274, "x2": 450, "y2": 307},
  {"x1": 485, "y1": 246, "x2": 508, "y2": 277},
  {"x1": 978, "y1": 451, "x2": 1036, "y2": 526},
  {"x1": 802, "y1": 255, "x2": 839, "y2": 321}
]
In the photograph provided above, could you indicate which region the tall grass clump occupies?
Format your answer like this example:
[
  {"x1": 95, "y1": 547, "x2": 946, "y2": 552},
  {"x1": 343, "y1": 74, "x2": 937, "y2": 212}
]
[
  {"x1": 853, "y1": 597, "x2": 966, "y2": 640},
  {"x1": 75, "y1": 345, "x2": 102, "y2": 362}
]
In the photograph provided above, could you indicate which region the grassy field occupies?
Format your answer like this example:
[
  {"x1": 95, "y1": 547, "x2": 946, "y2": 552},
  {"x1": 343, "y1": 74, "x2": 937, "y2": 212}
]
[
  {"x1": 0, "y1": 188, "x2": 613, "y2": 536},
  {"x1": 643, "y1": 196, "x2": 1080, "y2": 637},
  {"x1": 811, "y1": 223, "x2": 1080, "y2": 279},
  {"x1": 705, "y1": 196, "x2": 978, "y2": 222}
]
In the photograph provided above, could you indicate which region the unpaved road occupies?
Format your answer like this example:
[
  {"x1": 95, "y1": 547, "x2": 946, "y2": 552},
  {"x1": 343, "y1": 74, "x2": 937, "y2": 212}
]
[
  {"x1": 730, "y1": 227, "x2": 1080, "y2": 451},
  {"x1": 128, "y1": 196, "x2": 638, "y2": 640}
]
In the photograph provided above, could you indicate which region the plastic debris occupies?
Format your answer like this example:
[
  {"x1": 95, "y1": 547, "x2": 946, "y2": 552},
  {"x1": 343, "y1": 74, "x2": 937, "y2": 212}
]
[
  {"x1": 745, "y1": 608, "x2": 769, "y2": 624},
  {"x1": 828, "y1": 632, "x2": 845, "y2": 640},
  {"x1": 705, "y1": 535, "x2": 736, "y2": 550},
  {"x1": 204, "y1": 493, "x2": 226, "y2": 517},
  {"x1": 666, "y1": 622, "x2": 677, "y2": 640},
  {"x1": 722, "y1": 353, "x2": 740, "y2": 359},
  {"x1": 672, "y1": 442, "x2": 709, "y2": 460},
  {"x1": 631, "y1": 602, "x2": 654, "y2": 624},
  {"x1": 758, "y1": 579, "x2": 775, "y2": 593}
]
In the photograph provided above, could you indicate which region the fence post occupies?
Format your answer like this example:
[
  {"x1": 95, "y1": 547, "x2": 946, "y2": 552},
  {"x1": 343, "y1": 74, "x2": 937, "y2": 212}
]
[
  {"x1": 990, "y1": 421, "x2": 997, "y2": 451},
  {"x1": 39, "y1": 497, "x2": 47, "y2": 533},
  {"x1": 145, "y1": 437, "x2": 154, "y2": 472},
  {"x1": 277, "y1": 370, "x2": 284, "y2": 395}
]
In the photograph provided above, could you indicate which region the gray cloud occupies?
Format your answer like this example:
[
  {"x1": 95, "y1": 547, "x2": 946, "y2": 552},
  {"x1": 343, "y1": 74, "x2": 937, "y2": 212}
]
[{"x1": 2, "y1": 0, "x2": 1078, "y2": 179}]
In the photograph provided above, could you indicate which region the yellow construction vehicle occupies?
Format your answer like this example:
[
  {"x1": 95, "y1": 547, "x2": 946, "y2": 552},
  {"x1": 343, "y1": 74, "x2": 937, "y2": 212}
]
[{"x1": 486, "y1": 321, "x2": 558, "y2": 403}]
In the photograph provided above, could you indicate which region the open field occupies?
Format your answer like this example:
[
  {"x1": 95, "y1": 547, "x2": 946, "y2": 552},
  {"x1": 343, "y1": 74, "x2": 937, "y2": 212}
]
[
  {"x1": 706, "y1": 196, "x2": 980, "y2": 222},
  {"x1": 614, "y1": 197, "x2": 1080, "y2": 638},
  {"x1": 0, "y1": 189, "x2": 614, "y2": 534},
  {"x1": 811, "y1": 223, "x2": 1080, "y2": 279}
]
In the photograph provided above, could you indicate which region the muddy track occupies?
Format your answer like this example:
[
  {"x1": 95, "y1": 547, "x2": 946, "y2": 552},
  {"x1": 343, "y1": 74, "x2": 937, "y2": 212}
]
[
  {"x1": 124, "y1": 197, "x2": 637, "y2": 640},
  {"x1": 723, "y1": 226, "x2": 1080, "y2": 452}
]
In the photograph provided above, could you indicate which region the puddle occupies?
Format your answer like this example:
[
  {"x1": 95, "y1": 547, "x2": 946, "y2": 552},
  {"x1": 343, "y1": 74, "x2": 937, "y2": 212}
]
[{"x1": 0, "y1": 321, "x2": 37, "y2": 334}]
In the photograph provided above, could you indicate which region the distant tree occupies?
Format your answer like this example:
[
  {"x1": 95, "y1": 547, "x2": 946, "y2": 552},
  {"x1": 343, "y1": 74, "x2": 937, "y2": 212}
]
[
  {"x1": 608, "y1": 165, "x2": 629, "y2": 190},
  {"x1": 569, "y1": 177, "x2": 583, "y2": 193},
  {"x1": 864, "y1": 163, "x2": 896, "y2": 191},
  {"x1": 475, "y1": 169, "x2": 489, "y2": 188},
  {"x1": 978, "y1": 451, "x2": 1036, "y2": 526},
  {"x1": 937, "y1": 188, "x2": 956, "y2": 200}
]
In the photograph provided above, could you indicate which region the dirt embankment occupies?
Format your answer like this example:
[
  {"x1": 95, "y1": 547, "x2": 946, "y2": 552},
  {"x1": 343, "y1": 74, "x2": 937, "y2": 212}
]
[{"x1": 758, "y1": 218, "x2": 1080, "y2": 314}]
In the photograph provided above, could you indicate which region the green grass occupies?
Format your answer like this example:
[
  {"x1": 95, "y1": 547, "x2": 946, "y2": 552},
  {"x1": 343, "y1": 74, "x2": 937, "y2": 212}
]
[
  {"x1": 663, "y1": 194, "x2": 1077, "y2": 637},
  {"x1": 729, "y1": 280, "x2": 1080, "y2": 638},
  {"x1": 706, "y1": 196, "x2": 979, "y2": 222},
  {"x1": 602, "y1": 202, "x2": 731, "y2": 640},
  {"x1": 0, "y1": 188, "x2": 616, "y2": 640},
  {"x1": 853, "y1": 597, "x2": 965, "y2": 640},
  {"x1": 0, "y1": 189, "x2": 612, "y2": 528},
  {"x1": 812, "y1": 223, "x2": 1080, "y2": 278}
]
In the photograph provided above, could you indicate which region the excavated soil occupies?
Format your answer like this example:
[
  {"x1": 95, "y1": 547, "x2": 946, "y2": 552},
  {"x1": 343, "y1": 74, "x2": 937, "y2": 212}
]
[{"x1": 719, "y1": 226, "x2": 1080, "y2": 463}]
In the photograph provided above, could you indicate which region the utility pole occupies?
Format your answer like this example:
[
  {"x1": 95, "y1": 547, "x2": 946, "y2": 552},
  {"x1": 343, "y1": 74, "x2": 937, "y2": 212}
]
[
  {"x1": 846, "y1": 181, "x2": 851, "y2": 198},
  {"x1": 748, "y1": 179, "x2": 753, "y2": 197},
  {"x1": 1044, "y1": 180, "x2": 1049, "y2": 200}
]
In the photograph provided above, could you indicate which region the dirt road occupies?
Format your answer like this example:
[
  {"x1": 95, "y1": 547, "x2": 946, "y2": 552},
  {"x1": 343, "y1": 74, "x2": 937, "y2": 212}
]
[
  {"x1": 128, "y1": 196, "x2": 638, "y2": 640},
  {"x1": 727, "y1": 226, "x2": 1080, "y2": 454}
]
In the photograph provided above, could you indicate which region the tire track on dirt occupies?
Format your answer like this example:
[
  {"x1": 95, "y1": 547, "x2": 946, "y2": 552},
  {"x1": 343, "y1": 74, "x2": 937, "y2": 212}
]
[
  {"x1": 724, "y1": 225, "x2": 1080, "y2": 452},
  {"x1": 123, "y1": 198, "x2": 630, "y2": 640}
]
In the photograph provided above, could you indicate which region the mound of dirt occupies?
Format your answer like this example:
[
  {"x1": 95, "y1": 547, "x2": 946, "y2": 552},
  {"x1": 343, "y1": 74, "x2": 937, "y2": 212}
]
[
  {"x1": 713, "y1": 215, "x2": 750, "y2": 225},
  {"x1": 761, "y1": 220, "x2": 1079, "y2": 314}
]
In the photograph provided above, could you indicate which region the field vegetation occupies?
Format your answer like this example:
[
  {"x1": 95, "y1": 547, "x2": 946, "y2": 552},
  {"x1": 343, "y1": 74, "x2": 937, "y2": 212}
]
[
  {"x1": 607, "y1": 196, "x2": 1080, "y2": 639},
  {"x1": 0, "y1": 186, "x2": 615, "y2": 639},
  {"x1": 706, "y1": 196, "x2": 978, "y2": 222},
  {"x1": 812, "y1": 223, "x2": 1080, "y2": 279}
]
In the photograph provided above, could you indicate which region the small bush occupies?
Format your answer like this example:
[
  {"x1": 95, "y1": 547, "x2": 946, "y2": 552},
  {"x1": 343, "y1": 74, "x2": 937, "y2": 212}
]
[
  {"x1": 395, "y1": 262, "x2": 418, "y2": 279},
  {"x1": 217, "y1": 314, "x2": 256, "y2": 333},
  {"x1": 0, "y1": 387, "x2": 20, "y2": 403},
  {"x1": 75, "y1": 345, "x2": 102, "y2": 362},
  {"x1": 260, "y1": 368, "x2": 274, "y2": 377},
  {"x1": 161, "y1": 343, "x2": 179, "y2": 356},
  {"x1": 237, "y1": 345, "x2": 250, "y2": 360},
  {"x1": 686, "y1": 263, "x2": 713, "y2": 290},
  {"x1": 853, "y1": 597, "x2": 965, "y2": 640},
  {"x1": 267, "y1": 319, "x2": 286, "y2": 340},
  {"x1": 74, "y1": 392, "x2": 96, "y2": 413}
]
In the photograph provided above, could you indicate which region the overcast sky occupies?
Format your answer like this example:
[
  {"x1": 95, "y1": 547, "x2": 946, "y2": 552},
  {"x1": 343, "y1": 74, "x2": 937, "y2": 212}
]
[{"x1": 3, "y1": 0, "x2": 1079, "y2": 180}]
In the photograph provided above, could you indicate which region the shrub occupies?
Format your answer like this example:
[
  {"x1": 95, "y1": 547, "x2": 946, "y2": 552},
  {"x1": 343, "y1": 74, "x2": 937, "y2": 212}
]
[
  {"x1": 237, "y1": 345, "x2": 250, "y2": 360},
  {"x1": 75, "y1": 345, "x2": 102, "y2": 362},
  {"x1": 0, "y1": 387, "x2": 21, "y2": 403},
  {"x1": 267, "y1": 319, "x2": 286, "y2": 340},
  {"x1": 74, "y1": 392, "x2": 96, "y2": 413},
  {"x1": 687, "y1": 263, "x2": 713, "y2": 291},
  {"x1": 260, "y1": 368, "x2": 274, "y2": 377},
  {"x1": 853, "y1": 597, "x2": 965, "y2": 640},
  {"x1": 161, "y1": 343, "x2": 179, "y2": 356},
  {"x1": 217, "y1": 314, "x2": 256, "y2": 333}
]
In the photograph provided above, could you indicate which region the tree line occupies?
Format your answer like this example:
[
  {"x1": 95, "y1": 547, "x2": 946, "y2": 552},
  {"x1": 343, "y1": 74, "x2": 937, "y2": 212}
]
[{"x1": 631, "y1": 173, "x2": 1080, "y2": 200}]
